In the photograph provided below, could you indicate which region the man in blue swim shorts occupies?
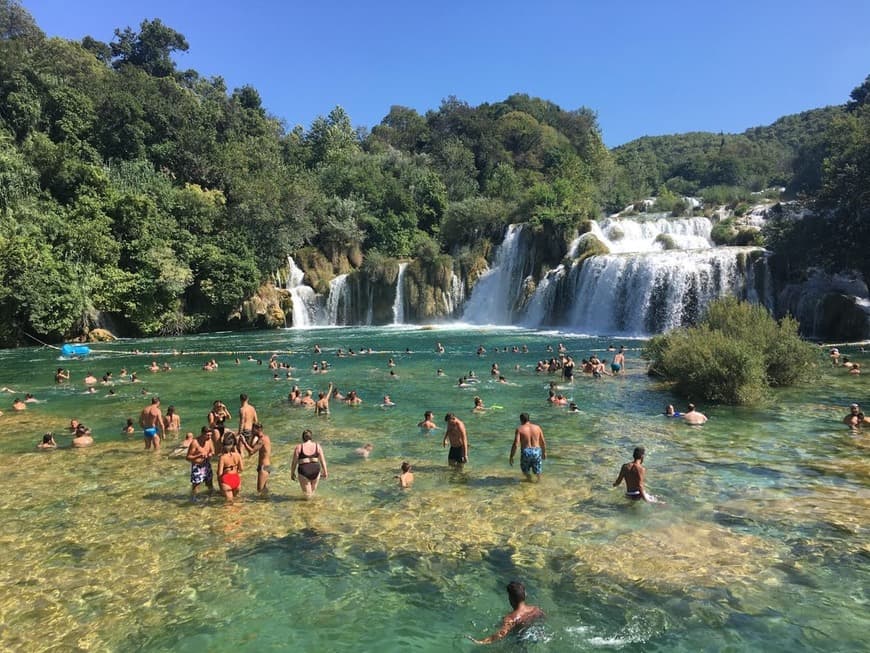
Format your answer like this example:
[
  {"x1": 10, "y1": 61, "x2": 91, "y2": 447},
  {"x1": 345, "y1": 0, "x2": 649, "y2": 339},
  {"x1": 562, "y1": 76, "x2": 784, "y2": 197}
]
[
  {"x1": 509, "y1": 413, "x2": 547, "y2": 482},
  {"x1": 139, "y1": 396, "x2": 165, "y2": 451}
]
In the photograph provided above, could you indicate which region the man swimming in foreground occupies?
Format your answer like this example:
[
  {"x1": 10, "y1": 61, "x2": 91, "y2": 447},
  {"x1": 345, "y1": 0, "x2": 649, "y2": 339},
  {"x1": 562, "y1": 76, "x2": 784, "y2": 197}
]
[
  {"x1": 612, "y1": 446, "x2": 656, "y2": 502},
  {"x1": 509, "y1": 413, "x2": 546, "y2": 481},
  {"x1": 468, "y1": 581, "x2": 544, "y2": 644}
]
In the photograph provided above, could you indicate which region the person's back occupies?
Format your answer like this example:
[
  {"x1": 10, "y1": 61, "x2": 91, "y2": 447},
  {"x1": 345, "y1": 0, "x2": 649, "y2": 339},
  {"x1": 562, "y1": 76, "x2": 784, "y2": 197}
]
[
  {"x1": 468, "y1": 581, "x2": 544, "y2": 644},
  {"x1": 683, "y1": 403, "x2": 707, "y2": 425},
  {"x1": 613, "y1": 446, "x2": 648, "y2": 501},
  {"x1": 238, "y1": 394, "x2": 258, "y2": 433}
]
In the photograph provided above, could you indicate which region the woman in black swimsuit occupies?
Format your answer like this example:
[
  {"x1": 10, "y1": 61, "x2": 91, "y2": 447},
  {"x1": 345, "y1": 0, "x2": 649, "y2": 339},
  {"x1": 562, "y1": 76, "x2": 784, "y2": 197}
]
[{"x1": 290, "y1": 429, "x2": 328, "y2": 498}]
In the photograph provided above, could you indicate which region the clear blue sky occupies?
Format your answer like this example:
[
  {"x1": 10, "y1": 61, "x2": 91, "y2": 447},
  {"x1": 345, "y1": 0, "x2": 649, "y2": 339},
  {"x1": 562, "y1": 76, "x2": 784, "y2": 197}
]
[{"x1": 23, "y1": 0, "x2": 870, "y2": 146}]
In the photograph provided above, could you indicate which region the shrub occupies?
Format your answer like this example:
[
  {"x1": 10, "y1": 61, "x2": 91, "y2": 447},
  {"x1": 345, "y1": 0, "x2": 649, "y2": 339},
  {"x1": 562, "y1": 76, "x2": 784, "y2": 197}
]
[
  {"x1": 710, "y1": 218, "x2": 737, "y2": 245},
  {"x1": 654, "y1": 233, "x2": 678, "y2": 250},
  {"x1": 643, "y1": 297, "x2": 818, "y2": 404},
  {"x1": 733, "y1": 228, "x2": 763, "y2": 246}
]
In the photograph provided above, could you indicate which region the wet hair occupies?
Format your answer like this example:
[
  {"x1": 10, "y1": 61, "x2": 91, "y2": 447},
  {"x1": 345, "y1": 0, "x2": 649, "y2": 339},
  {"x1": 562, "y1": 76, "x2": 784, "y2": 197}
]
[
  {"x1": 633, "y1": 446, "x2": 645, "y2": 460},
  {"x1": 302, "y1": 429, "x2": 313, "y2": 442},
  {"x1": 42, "y1": 433, "x2": 54, "y2": 444},
  {"x1": 151, "y1": 396, "x2": 160, "y2": 404},
  {"x1": 444, "y1": 412, "x2": 455, "y2": 422},
  {"x1": 519, "y1": 413, "x2": 530, "y2": 424},
  {"x1": 424, "y1": 411, "x2": 433, "y2": 419},
  {"x1": 687, "y1": 403, "x2": 696, "y2": 411},
  {"x1": 240, "y1": 393, "x2": 248, "y2": 402},
  {"x1": 506, "y1": 581, "x2": 526, "y2": 607},
  {"x1": 401, "y1": 461, "x2": 412, "y2": 473},
  {"x1": 222, "y1": 433, "x2": 237, "y2": 450}
]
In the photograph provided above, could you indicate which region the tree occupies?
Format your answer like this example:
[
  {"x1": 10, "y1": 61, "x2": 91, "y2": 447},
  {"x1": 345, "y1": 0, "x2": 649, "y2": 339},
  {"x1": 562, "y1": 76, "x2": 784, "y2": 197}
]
[
  {"x1": 643, "y1": 298, "x2": 818, "y2": 405},
  {"x1": 110, "y1": 19, "x2": 189, "y2": 77},
  {"x1": 0, "y1": 0, "x2": 42, "y2": 43}
]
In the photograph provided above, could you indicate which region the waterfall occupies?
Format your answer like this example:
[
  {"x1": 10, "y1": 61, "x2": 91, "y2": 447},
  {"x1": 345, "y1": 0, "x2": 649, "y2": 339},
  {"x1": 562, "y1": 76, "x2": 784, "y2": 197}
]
[
  {"x1": 392, "y1": 262, "x2": 408, "y2": 324},
  {"x1": 444, "y1": 271, "x2": 465, "y2": 316},
  {"x1": 591, "y1": 216, "x2": 713, "y2": 252},
  {"x1": 521, "y1": 235, "x2": 582, "y2": 328},
  {"x1": 365, "y1": 284, "x2": 374, "y2": 326},
  {"x1": 324, "y1": 274, "x2": 350, "y2": 325},
  {"x1": 462, "y1": 225, "x2": 529, "y2": 324},
  {"x1": 286, "y1": 256, "x2": 318, "y2": 328},
  {"x1": 564, "y1": 247, "x2": 771, "y2": 335}
]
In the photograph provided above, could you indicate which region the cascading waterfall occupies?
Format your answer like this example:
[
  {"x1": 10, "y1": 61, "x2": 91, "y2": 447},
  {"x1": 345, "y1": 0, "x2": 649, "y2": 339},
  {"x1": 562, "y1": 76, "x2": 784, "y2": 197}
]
[
  {"x1": 324, "y1": 274, "x2": 350, "y2": 325},
  {"x1": 392, "y1": 263, "x2": 408, "y2": 324},
  {"x1": 286, "y1": 256, "x2": 318, "y2": 328},
  {"x1": 459, "y1": 215, "x2": 772, "y2": 335},
  {"x1": 444, "y1": 271, "x2": 465, "y2": 317},
  {"x1": 282, "y1": 211, "x2": 773, "y2": 333},
  {"x1": 591, "y1": 215, "x2": 713, "y2": 252},
  {"x1": 521, "y1": 235, "x2": 582, "y2": 328},
  {"x1": 462, "y1": 224, "x2": 529, "y2": 324},
  {"x1": 563, "y1": 247, "x2": 772, "y2": 335}
]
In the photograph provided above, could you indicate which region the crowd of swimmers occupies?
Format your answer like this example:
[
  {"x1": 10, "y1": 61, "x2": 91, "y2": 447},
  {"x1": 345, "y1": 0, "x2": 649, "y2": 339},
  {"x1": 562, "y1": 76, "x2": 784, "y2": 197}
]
[{"x1": 14, "y1": 340, "x2": 867, "y2": 509}]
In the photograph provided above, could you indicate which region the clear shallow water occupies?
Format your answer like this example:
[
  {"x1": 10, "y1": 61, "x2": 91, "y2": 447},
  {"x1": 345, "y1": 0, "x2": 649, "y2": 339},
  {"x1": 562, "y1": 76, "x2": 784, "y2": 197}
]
[{"x1": 0, "y1": 326, "x2": 867, "y2": 652}]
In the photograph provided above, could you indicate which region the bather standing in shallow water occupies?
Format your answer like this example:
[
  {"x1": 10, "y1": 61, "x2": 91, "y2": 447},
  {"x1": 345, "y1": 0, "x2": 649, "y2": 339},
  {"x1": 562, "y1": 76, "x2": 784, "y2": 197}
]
[
  {"x1": 217, "y1": 432, "x2": 243, "y2": 502},
  {"x1": 612, "y1": 446, "x2": 655, "y2": 502},
  {"x1": 290, "y1": 429, "x2": 328, "y2": 498}
]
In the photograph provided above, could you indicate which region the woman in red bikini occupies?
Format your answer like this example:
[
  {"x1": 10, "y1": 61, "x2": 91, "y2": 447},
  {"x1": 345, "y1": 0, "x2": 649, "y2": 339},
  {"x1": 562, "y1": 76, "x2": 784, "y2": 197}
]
[{"x1": 217, "y1": 432, "x2": 244, "y2": 502}]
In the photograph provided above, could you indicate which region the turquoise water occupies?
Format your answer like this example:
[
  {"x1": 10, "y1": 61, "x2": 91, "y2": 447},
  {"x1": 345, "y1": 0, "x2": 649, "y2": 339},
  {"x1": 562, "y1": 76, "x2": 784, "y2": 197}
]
[{"x1": 0, "y1": 326, "x2": 867, "y2": 652}]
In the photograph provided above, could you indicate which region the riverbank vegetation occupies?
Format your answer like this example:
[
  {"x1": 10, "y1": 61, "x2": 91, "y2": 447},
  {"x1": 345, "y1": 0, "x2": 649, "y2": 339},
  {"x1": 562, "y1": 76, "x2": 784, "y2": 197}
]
[
  {"x1": 643, "y1": 298, "x2": 819, "y2": 405},
  {"x1": 0, "y1": 1, "x2": 867, "y2": 345}
]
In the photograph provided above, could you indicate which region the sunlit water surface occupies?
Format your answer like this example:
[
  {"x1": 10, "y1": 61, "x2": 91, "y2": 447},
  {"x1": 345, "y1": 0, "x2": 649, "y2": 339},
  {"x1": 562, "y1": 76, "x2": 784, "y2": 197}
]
[{"x1": 0, "y1": 326, "x2": 867, "y2": 652}]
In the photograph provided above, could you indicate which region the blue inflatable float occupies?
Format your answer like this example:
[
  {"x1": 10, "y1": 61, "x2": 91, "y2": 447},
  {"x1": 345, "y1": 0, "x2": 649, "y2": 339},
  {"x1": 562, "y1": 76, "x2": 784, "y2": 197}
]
[{"x1": 61, "y1": 343, "x2": 91, "y2": 357}]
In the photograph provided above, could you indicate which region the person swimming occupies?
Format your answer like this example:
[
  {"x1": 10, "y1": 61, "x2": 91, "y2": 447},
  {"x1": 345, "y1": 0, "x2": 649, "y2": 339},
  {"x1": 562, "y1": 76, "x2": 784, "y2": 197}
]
[{"x1": 664, "y1": 404, "x2": 682, "y2": 417}]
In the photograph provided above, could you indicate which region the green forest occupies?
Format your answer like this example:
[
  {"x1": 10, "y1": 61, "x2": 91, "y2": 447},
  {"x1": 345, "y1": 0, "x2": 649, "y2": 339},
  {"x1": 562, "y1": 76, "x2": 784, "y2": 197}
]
[{"x1": 1, "y1": 1, "x2": 868, "y2": 346}]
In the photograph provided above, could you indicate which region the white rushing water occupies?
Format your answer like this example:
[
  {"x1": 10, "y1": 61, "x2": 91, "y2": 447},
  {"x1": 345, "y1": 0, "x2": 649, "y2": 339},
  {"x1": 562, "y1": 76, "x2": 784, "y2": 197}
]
[
  {"x1": 563, "y1": 247, "x2": 771, "y2": 335},
  {"x1": 590, "y1": 216, "x2": 713, "y2": 253},
  {"x1": 324, "y1": 274, "x2": 350, "y2": 325},
  {"x1": 444, "y1": 271, "x2": 466, "y2": 317},
  {"x1": 393, "y1": 262, "x2": 408, "y2": 324},
  {"x1": 520, "y1": 235, "x2": 582, "y2": 328},
  {"x1": 286, "y1": 256, "x2": 318, "y2": 328},
  {"x1": 462, "y1": 224, "x2": 528, "y2": 324}
]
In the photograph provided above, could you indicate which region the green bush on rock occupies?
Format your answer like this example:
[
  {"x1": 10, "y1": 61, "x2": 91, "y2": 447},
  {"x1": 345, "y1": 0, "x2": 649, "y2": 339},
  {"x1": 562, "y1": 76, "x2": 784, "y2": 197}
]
[{"x1": 643, "y1": 297, "x2": 818, "y2": 404}]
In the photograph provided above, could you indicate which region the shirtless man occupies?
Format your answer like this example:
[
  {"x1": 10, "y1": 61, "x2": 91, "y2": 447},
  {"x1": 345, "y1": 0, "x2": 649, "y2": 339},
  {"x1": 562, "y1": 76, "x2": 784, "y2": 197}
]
[
  {"x1": 683, "y1": 403, "x2": 708, "y2": 425},
  {"x1": 187, "y1": 427, "x2": 215, "y2": 497},
  {"x1": 72, "y1": 423, "x2": 94, "y2": 447},
  {"x1": 238, "y1": 393, "x2": 259, "y2": 443},
  {"x1": 315, "y1": 383, "x2": 333, "y2": 415},
  {"x1": 510, "y1": 413, "x2": 547, "y2": 481},
  {"x1": 611, "y1": 346, "x2": 625, "y2": 374},
  {"x1": 443, "y1": 413, "x2": 468, "y2": 466},
  {"x1": 243, "y1": 422, "x2": 272, "y2": 494},
  {"x1": 613, "y1": 446, "x2": 650, "y2": 501},
  {"x1": 139, "y1": 396, "x2": 165, "y2": 450},
  {"x1": 468, "y1": 581, "x2": 544, "y2": 644},
  {"x1": 418, "y1": 410, "x2": 437, "y2": 432}
]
